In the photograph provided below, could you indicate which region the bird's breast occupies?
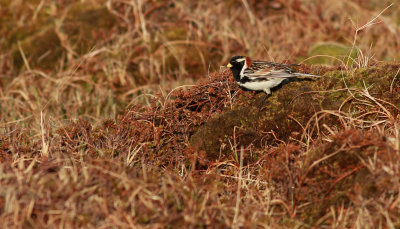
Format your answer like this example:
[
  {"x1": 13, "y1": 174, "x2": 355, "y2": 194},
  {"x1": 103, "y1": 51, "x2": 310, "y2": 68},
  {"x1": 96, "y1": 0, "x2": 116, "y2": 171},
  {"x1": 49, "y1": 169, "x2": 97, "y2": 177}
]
[{"x1": 238, "y1": 78, "x2": 285, "y2": 91}]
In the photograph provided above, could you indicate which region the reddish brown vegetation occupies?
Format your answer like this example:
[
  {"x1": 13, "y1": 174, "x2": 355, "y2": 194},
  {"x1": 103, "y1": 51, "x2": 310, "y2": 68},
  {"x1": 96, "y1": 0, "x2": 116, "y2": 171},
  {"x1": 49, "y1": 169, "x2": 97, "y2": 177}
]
[
  {"x1": 1, "y1": 0, "x2": 400, "y2": 228},
  {"x1": 2, "y1": 63, "x2": 400, "y2": 227}
]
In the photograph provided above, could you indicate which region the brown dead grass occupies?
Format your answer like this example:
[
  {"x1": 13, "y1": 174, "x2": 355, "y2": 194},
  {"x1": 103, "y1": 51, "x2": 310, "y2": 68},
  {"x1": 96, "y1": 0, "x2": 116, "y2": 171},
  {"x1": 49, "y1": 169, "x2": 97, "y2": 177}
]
[
  {"x1": 1, "y1": 63, "x2": 400, "y2": 227},
  {"x1": 1, "y1": 0, "x2": 400, "y2": 228}
]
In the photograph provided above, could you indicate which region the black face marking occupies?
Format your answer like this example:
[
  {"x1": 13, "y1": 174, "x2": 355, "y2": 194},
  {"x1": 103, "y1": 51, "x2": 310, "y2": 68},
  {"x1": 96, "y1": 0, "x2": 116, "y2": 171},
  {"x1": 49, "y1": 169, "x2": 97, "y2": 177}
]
[{"x1": 228, "y1": 56, "x2": 246, "y2": 81}]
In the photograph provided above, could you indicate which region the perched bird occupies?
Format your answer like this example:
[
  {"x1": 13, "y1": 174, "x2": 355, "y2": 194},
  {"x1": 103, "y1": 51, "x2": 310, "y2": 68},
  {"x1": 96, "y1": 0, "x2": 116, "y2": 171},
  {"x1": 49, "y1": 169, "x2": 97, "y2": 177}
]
[{"x1": 226, "y1": 56, "x2": 320, "y2": 106}]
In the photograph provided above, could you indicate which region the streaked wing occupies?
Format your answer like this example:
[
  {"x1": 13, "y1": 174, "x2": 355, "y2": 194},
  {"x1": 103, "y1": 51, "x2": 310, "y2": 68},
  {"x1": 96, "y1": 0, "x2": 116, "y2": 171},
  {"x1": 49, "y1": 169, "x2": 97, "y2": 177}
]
[
  {"x1": 244, "y1": 61, "x2": 297, "y2": 79},
  {"x1": 252, "y1": 60, "x2": 299, "y2": 68}
]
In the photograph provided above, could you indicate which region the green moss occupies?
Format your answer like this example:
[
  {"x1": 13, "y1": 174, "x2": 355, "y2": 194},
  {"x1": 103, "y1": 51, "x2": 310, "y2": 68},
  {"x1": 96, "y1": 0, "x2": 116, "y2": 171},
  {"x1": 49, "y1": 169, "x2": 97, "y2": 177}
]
[
  {"x1": 6, "y1": 1, "x2": 117, "y2": 70},
  {"x1": 12, "y1": 27, "x2": 62, "y2": 70},
  {"x1": 304, "y1": 42, "x2": 358, "y2": 66},
  {"x1": 190, "y1": 63, "x2": 400, "y2": 160},
  {"x1": 190, "y1": 106, "x2": 262, "y2": 159},
  {"x1": 164, "y1": 27, "x2": 187, "y2": 40},
  {"x1": 62, "y1": 3, "x2": 117, "y2": 54}
]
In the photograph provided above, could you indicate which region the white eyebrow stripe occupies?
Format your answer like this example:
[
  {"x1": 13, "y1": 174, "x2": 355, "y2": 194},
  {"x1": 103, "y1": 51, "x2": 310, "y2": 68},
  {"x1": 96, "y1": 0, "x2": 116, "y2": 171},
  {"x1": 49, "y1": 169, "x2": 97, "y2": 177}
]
[{"x1": 236, "y1": 58, "x2": 246, "y2": 62}]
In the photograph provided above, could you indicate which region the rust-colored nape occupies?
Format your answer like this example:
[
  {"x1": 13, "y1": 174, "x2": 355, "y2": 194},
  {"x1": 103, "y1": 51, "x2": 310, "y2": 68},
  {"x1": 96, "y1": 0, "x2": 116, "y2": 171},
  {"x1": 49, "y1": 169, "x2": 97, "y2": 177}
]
[{"x1": 245, "y1": 57, "x2": 252, "y2": 67}]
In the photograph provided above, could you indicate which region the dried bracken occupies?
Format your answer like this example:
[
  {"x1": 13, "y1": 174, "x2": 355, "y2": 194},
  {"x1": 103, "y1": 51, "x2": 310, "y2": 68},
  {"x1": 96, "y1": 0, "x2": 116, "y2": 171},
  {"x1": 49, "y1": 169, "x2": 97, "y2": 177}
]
[{"x1": 1, "y1": 0, "x2": 400, "y2": 228}]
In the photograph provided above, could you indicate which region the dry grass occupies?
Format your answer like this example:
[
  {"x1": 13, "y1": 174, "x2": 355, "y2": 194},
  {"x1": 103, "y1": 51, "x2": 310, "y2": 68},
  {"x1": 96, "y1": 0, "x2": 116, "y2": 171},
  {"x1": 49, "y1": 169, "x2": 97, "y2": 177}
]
[{"x1": 1, "y1": 0, "x2": 400, "y2": 228}]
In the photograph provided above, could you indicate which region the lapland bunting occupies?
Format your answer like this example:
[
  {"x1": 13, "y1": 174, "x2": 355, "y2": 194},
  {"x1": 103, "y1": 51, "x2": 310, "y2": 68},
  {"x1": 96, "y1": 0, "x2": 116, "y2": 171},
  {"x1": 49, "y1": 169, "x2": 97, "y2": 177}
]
[{"x1": 226, "y1": 56, "x2": 320, "y2": 106}]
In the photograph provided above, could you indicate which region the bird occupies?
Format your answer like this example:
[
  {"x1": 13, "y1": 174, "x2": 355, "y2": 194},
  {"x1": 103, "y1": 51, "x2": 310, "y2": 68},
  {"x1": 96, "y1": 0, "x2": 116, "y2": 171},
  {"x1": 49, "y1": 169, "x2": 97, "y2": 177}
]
[{"x1": 226, "y1": 56, "x2": 320, "y2": 107}]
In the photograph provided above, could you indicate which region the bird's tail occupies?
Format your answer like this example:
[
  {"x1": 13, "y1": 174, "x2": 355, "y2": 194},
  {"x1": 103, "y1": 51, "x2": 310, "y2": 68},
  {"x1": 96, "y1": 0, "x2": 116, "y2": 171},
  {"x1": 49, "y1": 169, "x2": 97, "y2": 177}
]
[{"x1": 293, "y1": 73, "x2": 321, "y2": 79}]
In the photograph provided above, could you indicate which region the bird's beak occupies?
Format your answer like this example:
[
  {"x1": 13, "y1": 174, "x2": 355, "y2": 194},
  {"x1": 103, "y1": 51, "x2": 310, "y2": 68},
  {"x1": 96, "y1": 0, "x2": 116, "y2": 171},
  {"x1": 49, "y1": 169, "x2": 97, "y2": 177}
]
[{"x1": 226, "y1": 63, "x2": 233, "y2": 68}]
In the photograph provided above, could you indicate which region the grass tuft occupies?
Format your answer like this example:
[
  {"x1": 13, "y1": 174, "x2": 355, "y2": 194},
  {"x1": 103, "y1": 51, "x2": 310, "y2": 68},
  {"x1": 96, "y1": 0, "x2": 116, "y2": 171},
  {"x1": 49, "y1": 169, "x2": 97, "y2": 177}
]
[{"x1": 1, "y1": 0, "x2": 400, "y2": 227}]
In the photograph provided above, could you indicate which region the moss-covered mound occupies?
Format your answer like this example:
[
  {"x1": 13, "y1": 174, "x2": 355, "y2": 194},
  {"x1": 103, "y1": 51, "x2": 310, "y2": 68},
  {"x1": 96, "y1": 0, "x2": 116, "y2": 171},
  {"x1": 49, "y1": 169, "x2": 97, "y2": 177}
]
[{"x1": 191, "y1": 63, "x2": 400, "y2": 159}]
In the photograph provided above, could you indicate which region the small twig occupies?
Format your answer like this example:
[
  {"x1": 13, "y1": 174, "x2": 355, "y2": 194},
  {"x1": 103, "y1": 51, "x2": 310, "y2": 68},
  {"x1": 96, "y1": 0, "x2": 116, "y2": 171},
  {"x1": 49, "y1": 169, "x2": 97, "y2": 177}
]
[
  {"x1": 325, "y1": 165, "x2": 365, "y2": 194},
  {"x1": 17, "y1": 41, "x2": 31, "y2": 71},
  {"x1": 299, "y1": 145, "x2": 345, "y2": 187},
  {"x1": 232, "y1": 147, "x2": 244, "y2": 227},
  {"x1": 40, "y1": 111, "x2": 49, "y2": 157},
  {"x1": 390, "y1": 67, "x2": 400, "y2": 93}
]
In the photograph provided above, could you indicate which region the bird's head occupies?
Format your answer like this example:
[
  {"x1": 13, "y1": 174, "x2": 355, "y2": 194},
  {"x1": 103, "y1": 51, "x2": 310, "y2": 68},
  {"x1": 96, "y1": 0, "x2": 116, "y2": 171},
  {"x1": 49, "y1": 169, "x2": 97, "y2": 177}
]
[{"x1": 226, "y1": 56, "x2": 252, "y2": 71}]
